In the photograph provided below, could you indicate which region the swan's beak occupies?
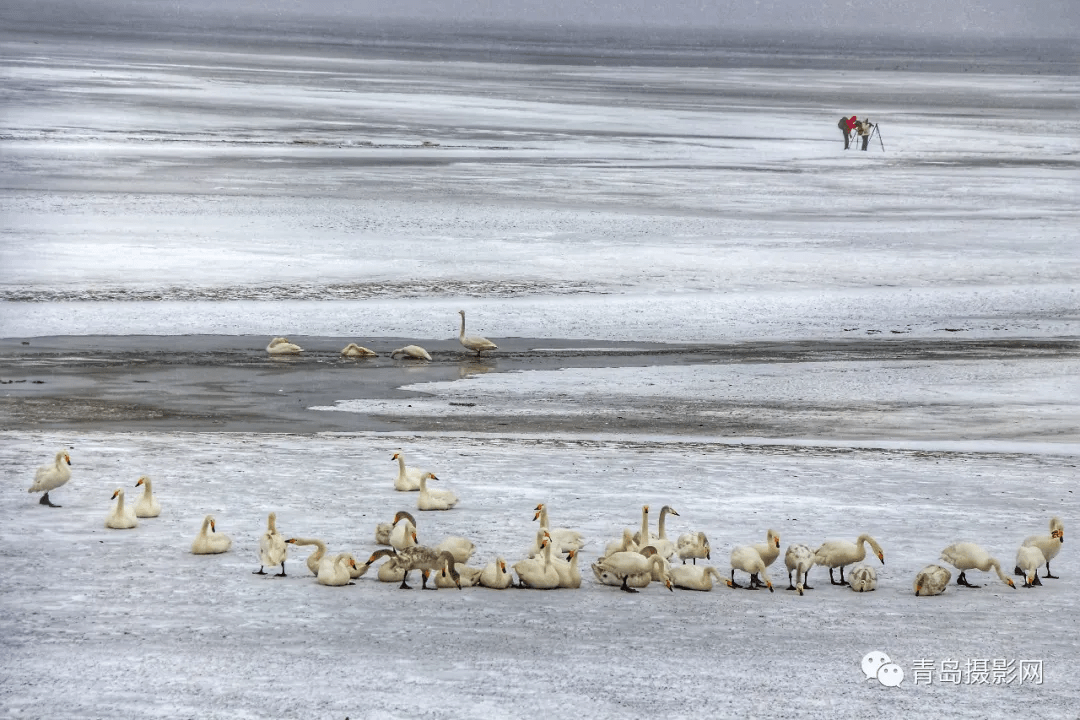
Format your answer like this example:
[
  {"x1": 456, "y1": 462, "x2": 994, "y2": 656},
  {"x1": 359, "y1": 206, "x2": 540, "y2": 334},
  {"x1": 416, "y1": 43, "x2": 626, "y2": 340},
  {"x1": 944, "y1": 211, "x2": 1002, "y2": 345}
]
[
  {"x1": 391, "y1": 453, "x2": 398, "y2": 460},
  {"x1": 1053, "y1": 530, "x2": 1063, "y2": 542},
  {"x1": 532, "y1": 510, "x2": 541, "y2": 521},
  {"x1": 706, "y1": 550, "x2": 711, "y2": 559},
  {"x1": 643, "y1": 505, "x2": 649, "y2": 512},
  {"x1": 65, "y1": 455, "x2": 72, "y2": 465},
  {"x1": 285, "y1": 538, "x2": 296, "y2": 544},
  {"x1": 349, "y1": 559, "x2": 357, "y2": 569},
  {"x1": 665, "y1": 578, "x2": 674, "y2": 592},
  {"x1": 110, "y1": 490, "x2": 119, "y2": 499},
  {"x1": 877, "y1": 552, "x2": 885, "y2": 564},
  {"x1": 672, "y1": 509, "x2": 680, "y2": 516},
  {"x1": 774, "y1": 537, "x2": 780, "y2": 548},
  {"x1": 915, "y1": 584, "x2": 922, "y2": 595},
  {"x1": 1007, "y1": 579, "x2": 1016, "y2": 589},
  {"x1": 766, "y1": 581, "x2": 774, "y2": 593},
  {"x1": 210, "y1": 520, "x2": 216, "y2": 532}
]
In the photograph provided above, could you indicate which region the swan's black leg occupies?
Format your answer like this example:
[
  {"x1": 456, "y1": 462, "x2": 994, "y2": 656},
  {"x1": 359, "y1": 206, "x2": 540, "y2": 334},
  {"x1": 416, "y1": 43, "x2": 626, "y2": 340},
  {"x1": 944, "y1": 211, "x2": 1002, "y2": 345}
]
[
  {"x1": 399, "y1": 571, "x2": 412, "y2": 589},
  {"x1": 275, "y1": 562, "x2": 286, "y2": 577},
  {"x1": 829, "y1": 567, "x2": 844, "y2": 585},
  {"x1": 839, "y1": 566, "x2": 849, "y2": 586},
  {"x1": 421, "y1": 570, "x2": 435, "y2": 590},
  {"x1": 956, "y1": 571, "x2": 980, "y2": 588},
  {"x1": 728, "y1": 569, "x2": 742, "y2": 589},
  {"x1": 619, "y1": 575, "x2": 639, "y2": 593},
  {"x1": 1033, "y1": 573, "x2": 1043, "y2": 586},
  {"x1": 39, "y1": 492, "x2": 61, "y2": 507},
  {"x1": 253, "y1": 566, "x2": 266, "y2": 575},
  {"x1": 787, "y1": 569, "x2": 796, "y2": 591},
  {"x1": 1014, "y1": 565, "x2": 1024, "y2": 576},
  {"x1": 802, "y1": 569, "x2": 813, "y2": 591},
  {"x1": 750, "y1": 573, "x2": 761, "y2": 588},
  {"x1": 1044, "y1": 562, "x2": 1058, "y2": 579}
]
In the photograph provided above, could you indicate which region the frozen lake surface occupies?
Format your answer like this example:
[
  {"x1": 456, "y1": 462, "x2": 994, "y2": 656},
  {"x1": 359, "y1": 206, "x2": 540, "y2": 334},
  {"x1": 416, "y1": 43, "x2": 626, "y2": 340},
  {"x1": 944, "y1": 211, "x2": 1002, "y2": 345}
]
[{"x1": 1, "y1": 19, "x2": 1078, "y2": 720}]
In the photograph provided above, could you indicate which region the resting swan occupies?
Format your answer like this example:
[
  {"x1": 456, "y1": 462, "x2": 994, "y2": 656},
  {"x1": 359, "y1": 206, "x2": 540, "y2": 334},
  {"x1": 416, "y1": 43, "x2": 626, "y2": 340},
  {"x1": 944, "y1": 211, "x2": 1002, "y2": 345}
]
[
  {"x1": 254, "y1": 512, "x2": 287, "y2": 576},
  {"x1": 317, "y1": 553, "x2": 358, "y2": 586},
  {"x1": 364, "y1": 547, "x2": 460, "y2": 590},
  {"x1": 376, "y1": 510, "x2": 415, "y2": 545},
  {"x1": 848, "y1": 564, "x2": 877, "y2": 592},
  {"x1": 728, "y1": 545, "x2": 774, "y2": 592},
  {"x1": 914, "y1": 565, "x2": 952, "y2": 596},
  {"x1": 418, "y1": 472, "x2": 458, "y2": 511},
  {"x1": 392, "y1": 452, "x2": 426, "y2": 492},
  {"x1": 1014, "y1": 517, "x2": 1064, "y2": 579},
  {"x1": 435, "y1": 536, "x2": 476, "y2": 564},
  {"x1": 676, "y1": 531, "x2": 710, "y2": 565},
  {"x1": 513, "y1": 536, "x2": 561, "y2": 589},
  {"x1": 355, "y1": 551, "x2": 407, "y2": 583},
  {"x1": 341, "y1": 343, "x2": 378, "y2": 358},
  {"x1": 479, "y1": 556, "x2": 513, "y2": 589},
  {"x1": 457, "y1": 310, "x2": 497, "y2": 356},
  {"x1": 784, "y1": 543, "x2": 815, "y2": 595},
  {"x1": 105, "y1": 488, "x2": 137, "y2": 529},
  {"x1": 191, "y1": 515, "x2": 232, "y2": 554},
  {"x1": 533, "y1": 503, "x2": 585, "y2": 554},
  {"x1": 813, "y1": 534, "x2": 885, "y2": 586},
  {"x1": 285, "y1": 537, "x2": 328, "y2": 576},
  {"x1": 669, "y1": 564, "x2": 724, "y2": 591},
  {"x1": 603, "y1": 528, "x2": 638, "y2": 558},
  {"x1": 266, "y1": 337, "x2": 303, "y2": 355},
  {"x1": 133, "y1": 476, "x2": 161, "y2": 518},
  {"x1": 390, "y1": 345, "x2": 431, "y2": 361},
  {"x1": 939, "y1": 542, "x2": 1015, "y2": 589},
  {"x1": 435, "y1": 563, "x2": 483, "y2": 588},
  {"x1": 389, "y1": 510, "x2": 418, "y2": 551},
  {"x1": 1015, "y1": 546, "x2": 1046, "y2": 588},
  {"x1": 593, "y1": 546, "x2": 673, "y2": 593},
  {"x1": 28, "y1": 449, "x2": 72, "y2": 507},
  {"x1": 551, "y1": 549, "x2": 582, "y2": 589}
]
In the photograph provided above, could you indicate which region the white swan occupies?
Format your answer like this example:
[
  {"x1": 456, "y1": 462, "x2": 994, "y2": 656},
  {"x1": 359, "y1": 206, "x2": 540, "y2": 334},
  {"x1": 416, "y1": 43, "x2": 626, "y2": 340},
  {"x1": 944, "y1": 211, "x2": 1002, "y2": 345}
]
[
  {"x1": 191, "y1": 515, "x2": 232, "y2": 554},
  {"x1": 388, "y1": 510, "x2": 418, "y2": 551},
  {"x1": 479, "y1": 556, "x2": 513, "y2": 589},
  {"x1": 133, "y1": 476, "x2": 161, "y2": 518},
  {"x1": 28, "y1": 449, "x2": 72, "y2": 507},
  {"x1": 593, "y1": 546, "x2": 673, "y2": 593},
  {"x1": 457, "y1": 310, "x2": 497, "y2": 356},
  {"x1": 728, "y1": 546, "x2": 774, "y2": 592},
  {"x1": 813, "y1": 534, "x2": 885, "y2": 586},
  {"x1": 848, "y1": 564, "x2": 877, "y2": 592},
  {"x1": 363, "y1": 547, "x2": 461, "y2": 590},
  {"x1": 357, "y1": 551, "x2": 408, "y2": 583},
  {"x1": 784, "y1": 543, "x2": 815, "y2": 595},
  {"x1": 676, "y1": 531, "x2": 710, "y2": 565},
  {"x1": 254, "y1": 512, "x2": 287, "y2": 576},
  {"x1": 317, "y1": 553, "x2": 358, "y2": 586},
  {"x1": 669, "y1": 564, "x2": 724, "y2": 591},
  {"x1": 550, "y1": 549, "x2": 582, "y2": 589},
  {"x1": 376, "y1": 509, "x2": 415, "y2": 545},
  {"x1": 914, "y1": 565, "x2": 952, "y2": 596},
  {"x1": 635, "y1": 505, "x2": 679, "y2": 560},
  {"x1": 435, "y1": 536, "x2": 476, "y2": 564},
  {"x1": 390, "y1": 345, "x2": 432, "y2": 361},
  {"x1": 1015, "y1": 517, "x2": 1064, "y2": 579},
  {"x1": 513, "y1": 536, "x2": 562, "y2": 589},
  {"x1": 418, "y1": 472, "x2": 458, "y2": 511},
  {"x1": 533, "y1": 503, "x2": 585, "y2": 554},
  {"x1": 391, "y1": 452, "x2": 427, "y2": 492},
  {"x1": 603, "y1": 528, "x2": 638, "y2": 559},
  {"x1": 745, "y1": 528, "x2": 781, "y2": 588},
  {"x1": 266, "y1": 337, "x2": 303, "y2": 355},
  {"x1": 435, "y1": 563, "x2": 483, "y2": 588},
  {"x1": 341, "y1": 343, "x2": 378, "y2": 357},
  {"x1": 939, "y1": 542, "x2": 1015, "y2": 589},
  {"x1": 1015, "y1": 546, "x2": 1046, "y2": 588},
  {"x1": 104, "y1": 488, "x2": 138, "y2": 529},
  {"x1": 285, "y1": 537, "x2": 328, "y2": 576}
]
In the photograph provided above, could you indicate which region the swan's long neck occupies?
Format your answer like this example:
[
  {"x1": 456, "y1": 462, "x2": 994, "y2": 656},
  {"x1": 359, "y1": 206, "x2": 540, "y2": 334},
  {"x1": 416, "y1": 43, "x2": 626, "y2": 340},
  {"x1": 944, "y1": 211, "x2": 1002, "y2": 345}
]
[
  {"x1": 200, "y1": 516, "x2": 212, "y2": 535},
  {"x1": 115, "y1": 491, "x2": 125, "y2": 511},
  {"x1": 539, "y1": 506, "x2": 550, "y2": 530},
  {"x1": 141, "y1": 478, "x2": 153, "y2": 498},
  {"x1": 854, "y1": 535, "x2": 871, "y2": 562},
  {"x1": 658, "y1": 508, "x2": 669, "y2": 539},
  {"x1": 268, "y1": 513, "x2": 278, "y2": 534},
  {"x1": 396, "y1": 455, "x2": 407, "y2": 478},
  {"x1": 419, "y1": 474, "x2": 428, "y2": 493},
  {"x1": 459, "y1": 312, "x2": 466, "y2": 339},
  {"x1": 542, "y1": 542, "x2": 554, "y2": 569},
  {"x1": 858, "y1": 534, "x2": 885, "y2": 563},
  {"x1": 990, "y1": 558, "x2": 1010, "y2": 584},
  {"x1": 640, "y1": 507, "x2": 649, "y2": 544}
]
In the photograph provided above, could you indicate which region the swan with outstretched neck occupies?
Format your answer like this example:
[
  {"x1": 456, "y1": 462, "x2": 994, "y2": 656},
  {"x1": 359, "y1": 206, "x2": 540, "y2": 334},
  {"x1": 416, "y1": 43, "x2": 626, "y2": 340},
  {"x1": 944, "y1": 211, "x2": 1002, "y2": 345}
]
[{"x1": 457, "y1": 310, "x2": 497, "y2": 356}]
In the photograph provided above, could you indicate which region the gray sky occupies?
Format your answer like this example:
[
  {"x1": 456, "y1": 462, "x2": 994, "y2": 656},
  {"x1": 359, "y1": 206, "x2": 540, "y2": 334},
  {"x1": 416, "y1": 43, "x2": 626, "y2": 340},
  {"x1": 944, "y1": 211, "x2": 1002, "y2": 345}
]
[{"x1": 5, "y1": 0, "x2": 1078, "y2": 38}]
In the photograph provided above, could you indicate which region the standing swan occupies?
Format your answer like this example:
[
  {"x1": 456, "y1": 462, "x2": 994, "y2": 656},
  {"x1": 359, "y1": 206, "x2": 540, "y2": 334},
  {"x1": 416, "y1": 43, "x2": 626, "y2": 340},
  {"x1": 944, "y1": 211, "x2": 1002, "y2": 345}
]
[
  {"x1": 914, "y1": 565, "x2": 952, "y2": 596},
  {"x1": 105, "y1": 488, "x2": 138, "y2": 529},
  {"x1": 728, "y1": 546, "x2": 774, "y2": 592},
  {"x1": 457, "y1": 310, "x2": 497, "y2": 356},
  {"x1": 191, "y1": 515, "x2": 232, "y2": 554},
  {"x1": 1015, "y1": 546, "x2": 1046, "y2": 588},
  {"x1": 748, "y1": 529, "x2": 781, "y2": 588},
  {"x1": 1014, "y1": 517, "x2": 1064, "y2": 579},
  {"x1": 390, "y1": 345, "x2": 432, "y2": 361},
  {"x1": 813, "y1": 534, "x2": 885, "y2": 586},
  {"x1": 635, "y1": 505, "x2": 679, "y2": 560},
  {"x1": 363, "y1": 547, "x2": 461, "y2": 590},
  {"x1": 784, "y1": 543, "x2": 815, "y2": 594},
  {"x1": 28, "y1": 450, "x2": 72, "y2": 507},
  {"x1": 939, "y1": 542, "x2": 1015, "y2": 589},
  {"x1": 254, "y1": 512, "x2": 287, "y2": 576},
  {"x1": 266, "y1": 337, "x2": 303, "y2": 355},
  {"x1": 418, "y1": 472, "x2": 458, "y2": 511},
  {"x1": 676, "y1": 531, "x2": 710, "y2": 565},
  {"x1": 133, "y1": 476, "x2": 161, "y2": 518},
  {"x1": 593, "y1": 546, "x2": 674, "y2": 593}
]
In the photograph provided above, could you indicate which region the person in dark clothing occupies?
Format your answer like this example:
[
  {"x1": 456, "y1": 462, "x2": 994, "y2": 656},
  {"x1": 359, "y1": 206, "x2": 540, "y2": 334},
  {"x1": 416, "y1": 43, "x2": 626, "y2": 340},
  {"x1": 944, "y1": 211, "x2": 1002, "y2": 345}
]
[{"x1": 838, "y1": 116, "x2": 857, "y2": 149}]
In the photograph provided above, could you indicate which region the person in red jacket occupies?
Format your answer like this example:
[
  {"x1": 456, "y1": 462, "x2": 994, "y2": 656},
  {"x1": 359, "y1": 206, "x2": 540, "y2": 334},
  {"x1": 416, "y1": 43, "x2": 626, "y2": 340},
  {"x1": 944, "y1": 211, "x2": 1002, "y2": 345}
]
[{"x1": 838, "y1": 116, "x2": 858, "y2": 149}]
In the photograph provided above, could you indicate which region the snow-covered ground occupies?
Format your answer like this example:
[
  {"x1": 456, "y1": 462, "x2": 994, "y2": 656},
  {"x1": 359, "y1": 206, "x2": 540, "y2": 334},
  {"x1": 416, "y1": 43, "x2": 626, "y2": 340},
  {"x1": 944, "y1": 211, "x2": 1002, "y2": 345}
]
[{"x1": 1, "y1": 24, "x2": 1079, "y2": 720}]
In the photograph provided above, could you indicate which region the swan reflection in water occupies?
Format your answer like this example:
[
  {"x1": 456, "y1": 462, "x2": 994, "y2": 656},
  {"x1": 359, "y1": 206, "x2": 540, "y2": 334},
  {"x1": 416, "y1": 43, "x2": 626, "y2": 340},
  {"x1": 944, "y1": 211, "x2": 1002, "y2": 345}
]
[{"x1": 458, "y1": 358, "x2": 497, "y2": 379}]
